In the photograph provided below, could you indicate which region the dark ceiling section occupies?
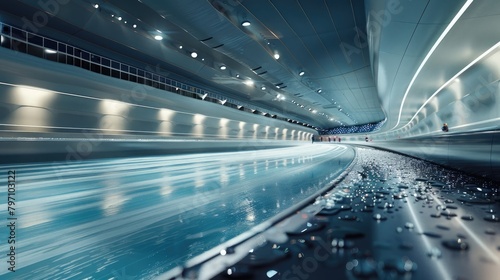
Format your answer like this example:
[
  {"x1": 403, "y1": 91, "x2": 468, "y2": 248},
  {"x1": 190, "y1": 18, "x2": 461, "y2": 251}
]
[
  {"x1": 3, "y1": 0, "x2": 387, "y2": 129},
  {"x1": 232, "y1": 0, "x2": 383, "y2": 125}
]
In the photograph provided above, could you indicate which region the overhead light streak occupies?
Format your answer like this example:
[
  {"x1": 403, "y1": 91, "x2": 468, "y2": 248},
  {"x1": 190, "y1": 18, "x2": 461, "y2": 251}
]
[
  {"x1": 393, "y1": 0, "x2": 474, "y2": 130},
  {"x1": 401, "y1": 40, "x2": 500, "y2": 131}
]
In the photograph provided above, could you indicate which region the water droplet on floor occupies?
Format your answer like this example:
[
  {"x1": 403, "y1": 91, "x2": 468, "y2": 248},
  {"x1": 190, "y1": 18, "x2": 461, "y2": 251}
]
[
  {"x1": 399, "y1": 242, "x2": 413, "y2": 250},
  {"x1": 287, "y1": 221, "x2": 326, "y2": 235},
  {"x1": 485, "y1": 228, "x2": 496, "y2": 235},
  {"x1": 429, "y1": 181, "x2": 446, "y2": 188},
  {"x1": 457, "y1": 196, "x2": 494, "y2": 205},
  {"x1": 427, "y1": 247, "x2": 442, "y2": 259},
  {"x1": 347, "y1": 256, "x2": 378, "y2": 277},
  {"x1": 441, "y1": 211, "x2": 457, "y2": 218},
  {"x1": 239, "y1": 244, "x2": 290, "y2": 267},
  {"x1": 483, "y1": 215, "x2": 499, "y2": 223},
  {"x1": 423, "y1": 232, "x2": 442, "y2": 238},
  {"x1": 461, "y1": 215, "x2": 474, "y2": 221},
  {"x1": 436, "y1": 225, "x2": 450, "y2": 230},
  {"x1": 442, "y1": 239, "x2": 469, "y2": 251},
  {"x1": 405, "y1": 222, "x2": 414, "y2": 229},
  {"x1": 384, "y1": 257, "x2": 418, "y2": 273},
  {"x1": 224, "y1": 265, "x2": 252, "y2": 278},
  {"x1": 338, "y1": 215, "x2": 358, "y2": 221},
  {"x1": 373, "y1": 213, "x2": 387, "y2": 221}
]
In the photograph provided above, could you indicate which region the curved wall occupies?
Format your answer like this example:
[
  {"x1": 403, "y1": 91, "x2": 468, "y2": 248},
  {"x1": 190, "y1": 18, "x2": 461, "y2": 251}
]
[
  {"x1": 341, "y1": 46, "x2": 500, "y2": 182},
  {"x1": 0, "y1": 48, "x2": 316, "y2": 161}
]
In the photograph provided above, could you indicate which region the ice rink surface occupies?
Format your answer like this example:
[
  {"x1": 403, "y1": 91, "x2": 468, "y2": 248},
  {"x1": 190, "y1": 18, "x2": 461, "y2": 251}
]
[{"x1": 0, "y1": 144, "x2": 354, "y2": 279}]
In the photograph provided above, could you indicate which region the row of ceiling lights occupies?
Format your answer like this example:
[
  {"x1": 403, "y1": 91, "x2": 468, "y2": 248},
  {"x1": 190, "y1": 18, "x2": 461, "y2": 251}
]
[
  {"x1": 97, "y1": 3, "x2": 325, "y2": 114},
  {"x1": 95, "y1": 3, "x2": 333, "y2": 128},
  {"x1": 240, "y1": 19, "x2": 333, "y2": 122}
]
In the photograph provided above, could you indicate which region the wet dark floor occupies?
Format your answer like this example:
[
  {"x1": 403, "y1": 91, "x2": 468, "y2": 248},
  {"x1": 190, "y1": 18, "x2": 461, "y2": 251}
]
[{"x1": 188, "y1": 147, "x2": 500, "y2": 280}]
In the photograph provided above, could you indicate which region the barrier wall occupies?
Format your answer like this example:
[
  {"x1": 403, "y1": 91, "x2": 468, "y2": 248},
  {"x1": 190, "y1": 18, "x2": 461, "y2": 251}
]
[
  {"x1": 353, "y1": 131, "x2": 500, "y2": 183},
  {"x1": 0, "y1": 48, "x2": 316, "y2": 161}
]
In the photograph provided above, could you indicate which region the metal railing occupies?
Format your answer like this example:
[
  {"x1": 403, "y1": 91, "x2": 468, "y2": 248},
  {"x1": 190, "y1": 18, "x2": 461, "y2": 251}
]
[{"x1": 0, "y1": 22, "x2": 305, "y2": 126}]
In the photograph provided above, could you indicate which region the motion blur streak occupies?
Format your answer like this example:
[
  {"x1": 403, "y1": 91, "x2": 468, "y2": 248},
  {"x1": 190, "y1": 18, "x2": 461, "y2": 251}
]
[{"x1": 0, "y1": 144, "x2": 354, "y2": 280}]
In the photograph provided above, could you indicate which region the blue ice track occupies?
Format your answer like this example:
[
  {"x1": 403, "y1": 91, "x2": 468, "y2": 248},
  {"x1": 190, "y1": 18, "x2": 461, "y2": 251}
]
[{"x1": 0, "y1": 144, "x2": 355, "y2": 280}]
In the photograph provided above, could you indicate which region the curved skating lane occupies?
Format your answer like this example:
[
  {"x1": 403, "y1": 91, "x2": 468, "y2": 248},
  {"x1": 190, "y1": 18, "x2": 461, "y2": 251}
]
[{"x1": 0, "y1": 144, "x2": 354, "y2": 279}]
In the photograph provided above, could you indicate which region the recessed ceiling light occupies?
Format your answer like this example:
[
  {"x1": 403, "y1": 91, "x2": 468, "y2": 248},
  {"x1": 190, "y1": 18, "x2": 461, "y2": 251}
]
[
  {"x1": 117, "y1": 16, "x2": 122, "y2": 21},
  {"x1": 220, "y1": 65, "x2": 227, "y2": 70},
  {"x1": 154, "y1": 35, "x2": 163, "y2": 40},
  {"x1": 191, "y1": 52, "x2": 198, "y2": 58},
  {"x1": 241, "y1": 21, "x2": 251, "y2": 27},
  {"x1": 317, "y1": 89, "x2": 322, "y2": 93},
  {"x1": 244, "y1": 79, "x2": 254, "y2": 86},
  {"x1": 299, "y1": 71, "x2": 305, "y2": 76},
  {"x1": 236, "y1": 74, "x2": 240, "y2": 78},
  {"x1": 273, "y1": 53, "x2": 280, "y2": 60},
  {"x1": 93, "y1": 4, "x2": 99, "y2": 8},
  {"x1": 179, "y1": 45, "x2": 183, "y2": 49},
  {"x1": 133, "y1": 24, "x2": 137, "y2": 28},
  {"x1": 261, "y1": 86, "x2": 266, "y2": 90}
]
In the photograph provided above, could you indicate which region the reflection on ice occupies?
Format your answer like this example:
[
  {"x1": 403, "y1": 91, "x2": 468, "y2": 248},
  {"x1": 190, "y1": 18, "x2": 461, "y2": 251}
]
[{"x1": 0, "y1": 144, "x2": 354, "y2": 279}]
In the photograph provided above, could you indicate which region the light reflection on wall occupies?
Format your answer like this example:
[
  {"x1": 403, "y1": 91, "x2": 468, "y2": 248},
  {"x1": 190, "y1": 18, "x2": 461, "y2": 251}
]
[
  {"x1": 274, "y1": 127, "x2": 280, "y2": 140},
  {"x1": 158, "y1": 121, "x2": 173, "y2": 135},
  {"x1": 219, "y1": 118, "x2": 229, "y2": 138},
  {"x1": 10, "y1": 107, "x2": 52, "y2": 129},
  {"x1": 282, "y1": 128, "x2": 288, "y2": 140},
  {"x1": 238, "y1": 121, "x2": 246, "y2": 138},
  {"x1": 99, "y1": 99, "x2": 130, "y2": 133},
  {"x1": 449, "y1": 79, "x2": 463, "y2": 101},
  {"x1": 12, "y1": 86, "x2": 55, "y2": 107},
  {"x1": 158, "y1": 108, "x2": 175, "y2": 120},
  {"x1": 100, "y1": 99, "x2": 129, "y2": 116},
  {"x1": 253, "y1": 123, "x2": 259, "y2": 139},
  {"x1": 193, "y1": 114, "x2": 206, "y2": 136}
]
